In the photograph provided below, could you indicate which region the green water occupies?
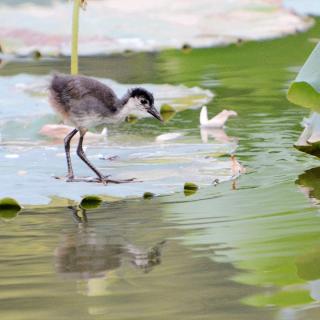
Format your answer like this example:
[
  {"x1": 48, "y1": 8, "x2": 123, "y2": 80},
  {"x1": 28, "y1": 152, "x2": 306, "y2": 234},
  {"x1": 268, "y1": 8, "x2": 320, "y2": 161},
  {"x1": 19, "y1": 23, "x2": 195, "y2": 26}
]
[{"x1": 2, "y1": 18, "x2": 320, "y2": 320}]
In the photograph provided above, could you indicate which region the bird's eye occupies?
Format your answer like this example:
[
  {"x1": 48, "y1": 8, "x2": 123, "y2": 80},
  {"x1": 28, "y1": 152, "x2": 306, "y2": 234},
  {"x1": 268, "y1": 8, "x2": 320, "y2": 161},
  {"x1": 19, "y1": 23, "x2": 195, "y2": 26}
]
[{"x1": 141, "y1": 99, "x2": 147, "y2": 105}]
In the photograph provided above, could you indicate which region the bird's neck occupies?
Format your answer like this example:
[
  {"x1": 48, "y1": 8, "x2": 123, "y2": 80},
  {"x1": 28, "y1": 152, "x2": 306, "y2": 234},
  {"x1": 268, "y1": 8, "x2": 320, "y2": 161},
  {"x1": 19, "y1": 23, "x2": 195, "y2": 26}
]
[
  {"x1": 120, "y1": 92, "x2": 130, "y2": 109},
  {"x1": 115, "y1": 93, "x2": 136, "y2": 120}
]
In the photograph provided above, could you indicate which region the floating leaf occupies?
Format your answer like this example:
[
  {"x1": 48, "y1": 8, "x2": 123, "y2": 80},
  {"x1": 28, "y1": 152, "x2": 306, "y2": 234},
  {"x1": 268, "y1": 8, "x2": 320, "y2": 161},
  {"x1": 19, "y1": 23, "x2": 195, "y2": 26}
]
[
  {"x1": 125, "y1": 114, "x2": 138, "y2": 124},
  {"x1": 287, "y1": 42, "x2": 320, "y2": 112},
  {"x1": 160, "y1": 104, "x2": 175, "y2": 113},
  {"x1": 181, "y1": 43, "x2": 192, "y2": 53},
  {"x1": 31, "y1": 50, "x2": 42, "y2": 60},
  {"x1": 0, "y1": 197, "x2": 21, "y2": 219},
  {"x1": 0, "y1": 1, "x2": 312, "y2": 56},
  {"x1": 160, "y1": 104, "x2": 176, "y2": 122},
  {"x1": 184, "y1": 182, "x2": 198, "y2": 196},
  {"x1": 143, "y1": 192, "x2": 155, "y2": 199},
  {"x1": 184, "y1": 182, "x2": 198, "y2": 190},
  {"x1": 80, "y1": 195, "x2": 102, "y2": 210},
  {"x1": 0, "y1": 75, "x2": 238, "y2": 206}
]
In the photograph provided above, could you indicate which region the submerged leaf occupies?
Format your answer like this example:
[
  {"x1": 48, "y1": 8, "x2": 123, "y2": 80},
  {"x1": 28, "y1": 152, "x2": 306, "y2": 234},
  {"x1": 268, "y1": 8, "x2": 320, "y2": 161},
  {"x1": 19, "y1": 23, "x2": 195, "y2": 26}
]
[
  {"x1": 80, "y1": 195, "x2": 102, "y2": 210},
  {"x1": 0, "y1": 197, "x2": 21, "y2": 219}
]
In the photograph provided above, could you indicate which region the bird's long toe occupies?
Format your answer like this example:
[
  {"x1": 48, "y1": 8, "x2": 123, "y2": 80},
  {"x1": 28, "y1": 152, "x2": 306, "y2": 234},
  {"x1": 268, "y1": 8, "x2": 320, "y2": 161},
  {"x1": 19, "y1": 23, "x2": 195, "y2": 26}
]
[
  {"x1": 66, "y1": 175, "x2": 75, "y2": 182},
  {"x1": 53, "y1": 174, "x2": 137, "y2": 184},
  {"x1": 100, "y1": 177, "x2": 137, "y2": 184},
  {"x1": 63, "y1": 176, "x2": 102, "y2": 183}
]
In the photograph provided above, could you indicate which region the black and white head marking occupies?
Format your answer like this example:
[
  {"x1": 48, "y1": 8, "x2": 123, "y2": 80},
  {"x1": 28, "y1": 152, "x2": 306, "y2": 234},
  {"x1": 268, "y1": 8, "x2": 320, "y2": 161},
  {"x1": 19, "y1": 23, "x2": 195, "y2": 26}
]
[
  {"x1": 123, "y1": 87, "x2": 162, "y2": 121},
  {"x1": 129, "y1": 87, "x2": 154, "y2": 111}
]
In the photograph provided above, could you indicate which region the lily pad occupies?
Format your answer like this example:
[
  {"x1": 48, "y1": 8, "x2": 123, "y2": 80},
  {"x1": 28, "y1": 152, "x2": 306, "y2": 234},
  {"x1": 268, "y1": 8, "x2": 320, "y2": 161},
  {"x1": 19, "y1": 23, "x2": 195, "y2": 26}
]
[
  {"x1": 143, "y1": 192, "x2": 155, "y2": 199},
  {"x1": 184, "y1": 182, "x2": 199, "y2": 196},
  {"x1": 80, "y1": 195, "x2": 103, "y2": 210},
  {"x1": 0, "y1": 197, "x2": 21, "y2": 219},
  {"x1": 0, "y1": 74, "x2": 239, "y2": 206},
  {"x1": 160, "y1": 104, "x2": 175, "y2": 113},
  {"x1": 160, "y1": 104, "x2": 176, "y2": 122},
  {"x1": 0, "y1": 0, "x2": 313, "y2": 56},
  {"x1": 184, "y1": 182, "x2": 198, "y2": 190}
]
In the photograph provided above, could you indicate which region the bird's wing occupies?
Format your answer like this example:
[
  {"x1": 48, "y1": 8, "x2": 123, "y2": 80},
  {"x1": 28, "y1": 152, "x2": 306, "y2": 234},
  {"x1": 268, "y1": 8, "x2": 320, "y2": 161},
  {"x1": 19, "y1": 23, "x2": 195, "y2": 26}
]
[
  {"x1": 50, "y1": 75, "x2": 87, "y2": 106},
  {"x1": 78, "y1": 76, "x2": 118, "y2": 105},
  {"x1": 51, "y1": 75, "x2": 117, "y2": 107}
]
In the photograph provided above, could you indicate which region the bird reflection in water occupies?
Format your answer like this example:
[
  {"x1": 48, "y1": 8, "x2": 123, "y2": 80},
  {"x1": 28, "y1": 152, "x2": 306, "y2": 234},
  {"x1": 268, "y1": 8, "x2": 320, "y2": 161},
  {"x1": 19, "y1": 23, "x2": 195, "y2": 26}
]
[{"x1": 54, "y1": 206, "x2": 165, "y2": 297}]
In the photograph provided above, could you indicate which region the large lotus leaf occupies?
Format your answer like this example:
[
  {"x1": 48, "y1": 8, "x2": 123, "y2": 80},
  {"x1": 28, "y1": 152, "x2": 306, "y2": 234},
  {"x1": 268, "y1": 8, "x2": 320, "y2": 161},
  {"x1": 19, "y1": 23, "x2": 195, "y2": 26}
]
[
  {"x1": 0, "y1": 142, "x2": 237, "y2": 205},
  {"x1": 287, "y1": 43, "x2": 320, "y2": 112},
  {"x1": 0, "y1": 74, "x2": 238, "y2": 206},
  {"x1": 0, "y1": 0, "x2": 313, "y2": 56}
]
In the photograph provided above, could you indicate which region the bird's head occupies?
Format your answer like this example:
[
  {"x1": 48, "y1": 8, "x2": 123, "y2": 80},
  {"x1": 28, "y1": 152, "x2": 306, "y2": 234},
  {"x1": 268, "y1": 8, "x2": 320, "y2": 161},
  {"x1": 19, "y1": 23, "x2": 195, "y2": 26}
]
[{"x1": 126, "y1": 88, "x2": 163, "y2": 121}]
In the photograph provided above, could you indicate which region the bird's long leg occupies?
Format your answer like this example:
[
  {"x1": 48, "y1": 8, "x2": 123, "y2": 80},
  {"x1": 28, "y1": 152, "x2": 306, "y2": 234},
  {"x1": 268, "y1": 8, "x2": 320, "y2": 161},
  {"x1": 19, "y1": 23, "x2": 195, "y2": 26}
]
[
  {"x1": 76, "y1": 128, "x2": 136, "y2": 184},
  {"x1": 64, "y1": 128, "x2": 78, "y2": 180},
  {"x1": 76, "y1": 128, "x2": 105, "y2": 181}
]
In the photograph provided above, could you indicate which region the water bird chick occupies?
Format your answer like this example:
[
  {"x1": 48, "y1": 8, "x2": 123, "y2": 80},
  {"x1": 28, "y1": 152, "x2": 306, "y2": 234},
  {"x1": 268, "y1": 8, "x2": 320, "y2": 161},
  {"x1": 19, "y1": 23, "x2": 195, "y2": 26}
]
[
  {"x1": 48, "y1": 73, "x2": 162, "y2": 184},
  {"x1": 200, "y1": 106, "x2": 237, "y2": 128}
]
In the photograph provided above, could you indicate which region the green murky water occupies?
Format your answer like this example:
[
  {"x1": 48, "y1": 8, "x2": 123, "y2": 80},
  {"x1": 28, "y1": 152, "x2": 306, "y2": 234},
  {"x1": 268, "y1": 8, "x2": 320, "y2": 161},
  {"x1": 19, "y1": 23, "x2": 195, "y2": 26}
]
[{"x1": 2, "y1": 15, "x2": 320, "y2": 320}]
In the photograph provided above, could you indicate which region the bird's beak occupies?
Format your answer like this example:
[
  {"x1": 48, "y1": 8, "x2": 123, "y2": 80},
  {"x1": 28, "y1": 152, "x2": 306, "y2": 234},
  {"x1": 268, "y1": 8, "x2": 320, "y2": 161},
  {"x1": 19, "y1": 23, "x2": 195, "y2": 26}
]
[{"x1": 148, "y1": 105, "x2": 163, "y2": 122}]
